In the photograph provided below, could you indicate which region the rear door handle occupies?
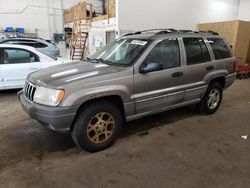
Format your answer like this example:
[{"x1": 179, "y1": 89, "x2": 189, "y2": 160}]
[
  {"x1": 172, "y1": 72, "x2": 183, "y2": 77},
  {"x1": 206, "y1": 66, "x2": 215, "y2": 71}
]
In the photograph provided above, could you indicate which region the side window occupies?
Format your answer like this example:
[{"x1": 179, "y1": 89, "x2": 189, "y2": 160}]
[
  {"x1": 34, "y1": 42, "x2": 47, "y2": 48},
  {"x1": 208, "y1": 38, "x2": 232, "y2": 59},
  {"x1": 183, "y1": 38, "x2": 211, "y2": 65},
  {"x1": 145, "y1": 38, "x2": 180, "y2": 69},
  {"x1": 3, "y1": 49, "x2": 39, "y2": 64},
  {"x1": 18, "y1": 40, "x2": 35, "y2": 47},
  {"x1": 2, "y1": 40, "x2": 19, "y2": 45}
]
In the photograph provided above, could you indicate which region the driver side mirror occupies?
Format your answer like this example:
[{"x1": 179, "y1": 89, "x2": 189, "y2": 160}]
[{"x1": 139, "y1": 62, "x2": 163, "y2": 74}]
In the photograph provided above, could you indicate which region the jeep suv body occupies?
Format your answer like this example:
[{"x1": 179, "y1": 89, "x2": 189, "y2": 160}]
[{"x1": 18, "y1": 30, "x2": 236, "y2": 152}]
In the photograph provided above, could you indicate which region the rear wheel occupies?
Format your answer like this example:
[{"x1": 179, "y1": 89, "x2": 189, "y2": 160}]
[
  {"x1": 71, "y1": 101, "x2": 123, "y2": 152},
  {"x1": 197, "y1": 82, "x2": 223, "y2": 115}
]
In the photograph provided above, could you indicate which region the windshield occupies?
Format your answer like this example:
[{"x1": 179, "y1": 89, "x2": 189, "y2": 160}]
[{"x1": 89, "y1": 38, "x2": 149, "y2": 66}]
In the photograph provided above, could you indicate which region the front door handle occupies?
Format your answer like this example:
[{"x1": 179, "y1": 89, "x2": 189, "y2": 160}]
[
  {"x1": 172, "y1": 72, "x2": 183, "y2": 77},
  {"x1": 206, "y1": 66, "x2": 215, "y2": 71}
]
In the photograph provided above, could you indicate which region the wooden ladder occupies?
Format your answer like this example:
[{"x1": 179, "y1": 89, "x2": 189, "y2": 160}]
[
  {"x1": 70, "y1": 3, "x2": 92, "y2": 61},
  {"x1": 70, "y1": 29, "x2": 89, "y2": 61}
]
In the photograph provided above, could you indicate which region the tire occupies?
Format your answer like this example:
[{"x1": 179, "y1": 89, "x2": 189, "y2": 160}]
[
  {"x1": 71, "y1": 101, "x2": 123, "y2": 152},
  {"x1": 197, "y1": 82, "x2": 223, "y2": 115}
]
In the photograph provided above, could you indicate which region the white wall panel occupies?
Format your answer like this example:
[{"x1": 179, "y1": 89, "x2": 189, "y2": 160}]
[
  {"x1": 238, "y1": 0, "x2": 250, "y2": 20},
  {"x1": 0, "y1": 0, "x2": 63, "y2": 39},
  {"x1": 118, "y1": 0, "x2": 240, "y2": 32}
]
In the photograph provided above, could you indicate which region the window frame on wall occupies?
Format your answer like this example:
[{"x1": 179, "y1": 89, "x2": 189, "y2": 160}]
[{"x1": 105, "y1": 30, "x2": 116, "y2": 45}]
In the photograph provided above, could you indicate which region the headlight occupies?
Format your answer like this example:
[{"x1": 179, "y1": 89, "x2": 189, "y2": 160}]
[{"x1": 33, "y1": 86, "x2": 65, "y2": 107}]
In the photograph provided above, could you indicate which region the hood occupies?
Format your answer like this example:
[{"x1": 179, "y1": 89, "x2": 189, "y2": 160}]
[{"x1": 28, "y1": 61, "x2": 126, "y2": 88}]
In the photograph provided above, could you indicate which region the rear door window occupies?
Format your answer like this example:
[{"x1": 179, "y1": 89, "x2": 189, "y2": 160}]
[
  {"x1": 183, "y1": 38, "x2": 211, "y2": 65},
  {"x1": 34, "y1": 42, "x2": 47, "y2": 48},
  {"x1": 18, "y1": 40, "x2": 36, "y2": 47},
  {"x1": 2, "y1": 40, "x2": 19, "y2": 45},
  {"x1": 208, "y1": 38, "x2": 232, "y2": 60}
]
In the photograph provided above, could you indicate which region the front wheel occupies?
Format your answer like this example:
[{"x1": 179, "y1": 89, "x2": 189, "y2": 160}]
[
  {"x1": 197, "y1": 82, "x2": 223, "y2": 115},
  {"x1": 71, "y1": 101, "x2": 123, "y2": 152}
]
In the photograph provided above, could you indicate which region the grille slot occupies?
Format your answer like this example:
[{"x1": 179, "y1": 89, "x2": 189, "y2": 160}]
[{"x1": 24, "y1": 81, "x2": 36, "y2": 102}]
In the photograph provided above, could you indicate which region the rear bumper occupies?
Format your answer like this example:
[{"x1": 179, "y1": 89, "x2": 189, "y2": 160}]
[
  {"x1": 224, "y1": 73, "x2": 237, "y2": 89},
  {"x1": 18, "y1": 91, "x2": 79, "y2": 133}
]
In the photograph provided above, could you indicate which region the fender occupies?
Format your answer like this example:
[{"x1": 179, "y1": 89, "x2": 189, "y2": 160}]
[
  {"x1": 203, "y1": 70, "x2": 228, "y2": 85},
  {"x1": 62, "y1": 85, "x2": 132, "y2": 107}
]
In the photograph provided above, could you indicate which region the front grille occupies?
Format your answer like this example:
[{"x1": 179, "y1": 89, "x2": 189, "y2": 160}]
[{"x1": 24, "y1": 81, "x2": 36, "y2": 102}]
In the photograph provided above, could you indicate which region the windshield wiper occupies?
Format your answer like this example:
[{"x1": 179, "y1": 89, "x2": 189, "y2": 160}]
[
  {"x1": 86, "y1": 57, "x2": 115, "y2": 65},
  {"x1": 93, "y1": 58, "x2": 114, "y2": 65},
  {"x1": 85, "y1": 57, "x2": 97, "y2": 63}
]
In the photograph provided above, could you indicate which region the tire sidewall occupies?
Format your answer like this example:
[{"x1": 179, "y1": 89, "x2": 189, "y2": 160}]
[
  {"x1": 72, "y1": 101, "x2": 123, "y2": 152},
  {"x1": 201, "y1": 83, "x2": 223, "y2": 114}
]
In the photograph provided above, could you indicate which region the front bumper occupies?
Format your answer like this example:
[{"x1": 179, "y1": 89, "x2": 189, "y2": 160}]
[
  {"x1": 225, "y1": 73, "x2": 237, "y2": 89},
  {"x1": 18, "y1": 91, "x2": 79, "y2": 133}
]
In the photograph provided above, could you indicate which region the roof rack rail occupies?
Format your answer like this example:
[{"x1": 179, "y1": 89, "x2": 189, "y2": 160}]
[
  {"x1": 199, "y1": 30, "x2": 219, "y2": 35},
  {"x1": 123, "y1": 29, "x2": 219, "y2": 37},
  {"x1": 123, "y1": 28, "x2": 177, "y2": 37}
]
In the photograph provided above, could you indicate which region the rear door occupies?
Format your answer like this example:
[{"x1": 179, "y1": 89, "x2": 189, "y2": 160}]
[
  {"x1": 181, "y1": 37, "x2": 213, "y2": 101},
  {"x1": 134, "y1": 38, "x2": 185, "y2": 114},
  {"x1": 1, "y1": 48, "x2": 41, "y2": 89}
]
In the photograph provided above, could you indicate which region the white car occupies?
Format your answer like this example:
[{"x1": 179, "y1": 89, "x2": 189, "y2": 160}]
[{"x1": 0, "y1": 44, "x2": 72, "y2": 90}]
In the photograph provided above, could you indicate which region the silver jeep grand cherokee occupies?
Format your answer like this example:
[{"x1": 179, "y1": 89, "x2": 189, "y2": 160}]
[{"x1": 18, "y1": 29, "x2": 236, "y2": 152}]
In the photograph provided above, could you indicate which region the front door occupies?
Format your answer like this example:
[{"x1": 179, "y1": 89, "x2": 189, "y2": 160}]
[
  {"x1": 134, "y1": 38, "x2": 185, "y2": 115},
  {"x1": 1, "y1": 48, "x2": 41, "y2": 89}
]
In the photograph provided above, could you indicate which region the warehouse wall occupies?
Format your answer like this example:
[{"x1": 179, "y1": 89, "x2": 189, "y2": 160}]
[
  {"x1": 238, "y1": 0, "x2": 250, "y2": 21},
  {"x1": 118, "y1": 0, "x2": 240, "y2": 33},
  {"x1": 63, "y1": 0, "x2": 102, "y2": 14},
  {"x1": 0, "y1": 0, "x2": 63, "y2": 39},
  {"x1": 0, "y1": 0, "x2": 101, "y2": 40}
]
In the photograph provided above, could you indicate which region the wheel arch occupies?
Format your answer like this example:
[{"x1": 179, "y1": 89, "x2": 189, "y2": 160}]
[
  {"x1": 204, "y1": 70, "x2": 227, "y2": 89},
  {"x1": 209, "y1": 76, "x2": 226, "y2": 88},
  {"x1": 70, "y1": 95, "x2": 126, "y2": 131}
]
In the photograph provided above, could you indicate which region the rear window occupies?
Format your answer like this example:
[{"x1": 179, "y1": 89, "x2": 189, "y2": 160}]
[
  {"x1": 183, "y1": 38, "x2": 211, "y2": 65},
  {"x1": 208, "y1": 38, "x2": 232, "y2": 60}
]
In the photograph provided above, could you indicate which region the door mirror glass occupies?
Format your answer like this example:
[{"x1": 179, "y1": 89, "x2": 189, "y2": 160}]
[{"x1": 140, "y1": 62, "x2": 163, "y2": 74}]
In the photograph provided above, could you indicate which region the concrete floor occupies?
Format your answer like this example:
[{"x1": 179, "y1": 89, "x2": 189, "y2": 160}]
[{"x1": 0, "y1": 80, "x2": 249, "y2": 188}]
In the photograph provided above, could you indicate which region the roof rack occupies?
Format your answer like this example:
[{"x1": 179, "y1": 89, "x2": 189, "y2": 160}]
[
  {"x1": 123, "y1": 28, "x2": 177, "y2": 36},
  {"x1": 123, "y1": 29, "x2": 219, "y2": 37},
  {"x1": 199, "y1": 30, "x2": 219, "y2": 35}
]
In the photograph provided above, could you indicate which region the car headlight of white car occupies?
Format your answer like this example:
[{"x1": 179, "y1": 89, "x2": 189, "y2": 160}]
[{"x1": 33, "y1": 86, "x2": 65, "y2": 107}]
